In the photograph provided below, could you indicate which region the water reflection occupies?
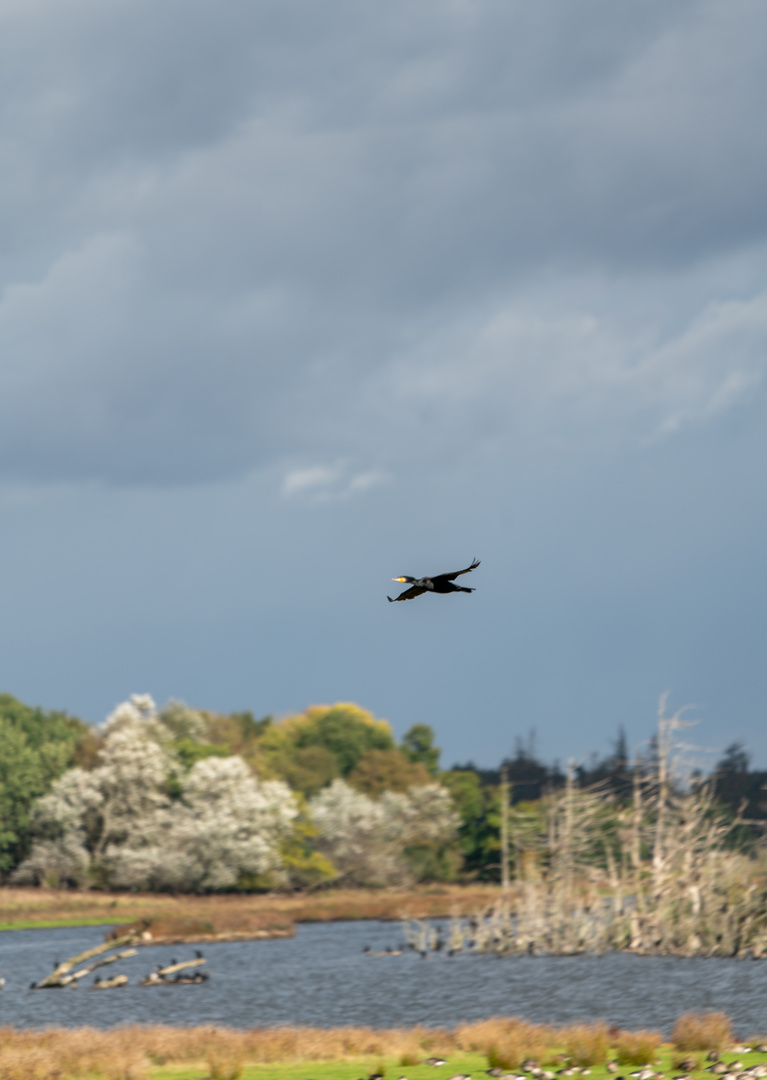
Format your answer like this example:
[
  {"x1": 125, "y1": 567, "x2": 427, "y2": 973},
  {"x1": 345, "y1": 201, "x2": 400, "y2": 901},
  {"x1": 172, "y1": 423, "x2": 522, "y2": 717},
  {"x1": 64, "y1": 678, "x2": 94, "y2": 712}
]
[{"x1": 0, "y1": 920, "x2": 766, "y2": 1034}]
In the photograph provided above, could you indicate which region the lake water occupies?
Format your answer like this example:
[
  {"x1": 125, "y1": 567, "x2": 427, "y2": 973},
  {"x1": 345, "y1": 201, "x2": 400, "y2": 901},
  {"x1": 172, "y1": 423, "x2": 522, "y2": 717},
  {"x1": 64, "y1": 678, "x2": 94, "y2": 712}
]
[{"x1": 1, "y1": 920, "x2": 766, "y2": 1035}]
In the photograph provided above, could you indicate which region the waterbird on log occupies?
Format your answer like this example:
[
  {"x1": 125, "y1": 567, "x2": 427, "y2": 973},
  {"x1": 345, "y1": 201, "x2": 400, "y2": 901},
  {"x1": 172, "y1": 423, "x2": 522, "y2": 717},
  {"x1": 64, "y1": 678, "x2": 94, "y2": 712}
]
[
  {"x1": 140, "y1": 957, "x2": 207, "y2": 985},
  {"x1": 387, "y1": 559, "x2": 480, "y2": 602},
  {"x1": 92, "y1": 974, "x2": 128, "y2": 990},
  {"x1": 34, "y1": 934, "x2": 137, "y2": 989}
]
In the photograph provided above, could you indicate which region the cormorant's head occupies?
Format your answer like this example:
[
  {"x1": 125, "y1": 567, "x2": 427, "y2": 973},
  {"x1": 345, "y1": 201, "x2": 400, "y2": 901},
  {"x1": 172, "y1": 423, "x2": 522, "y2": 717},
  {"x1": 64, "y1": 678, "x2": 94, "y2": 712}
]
[{"x1": 392, "y1": 575, "x2": 415, "y2": 583}]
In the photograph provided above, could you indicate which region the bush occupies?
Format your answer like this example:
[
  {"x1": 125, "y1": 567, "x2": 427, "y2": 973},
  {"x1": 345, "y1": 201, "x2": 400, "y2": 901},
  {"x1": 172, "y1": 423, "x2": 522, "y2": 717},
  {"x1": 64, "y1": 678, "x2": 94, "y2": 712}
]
[
  {"x1": 563, "y1": 1024, "x2": 610, "y2": 1067},
  {"x1": 615, "y1": 1030, "x2": 662, "y2": 1066},
  {"x1": 672, "y1": 1013, "x2": 733, "y2": 1053},
  {"x1": 206, "y1": 1049, "x2": 243, "y2": 1080},
  {"x1": 481, "y1": 1021, "x2": 555, "y2": 1071}
]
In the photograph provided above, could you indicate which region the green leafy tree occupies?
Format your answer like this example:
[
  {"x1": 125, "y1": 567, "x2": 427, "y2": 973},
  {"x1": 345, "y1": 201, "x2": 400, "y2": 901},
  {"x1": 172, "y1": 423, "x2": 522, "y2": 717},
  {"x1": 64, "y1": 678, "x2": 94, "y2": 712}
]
[
  {"x1": 257, "y1": 703, "x2": 396, "y2": 793},
  {"x1": 276, "y1": 746, "x2": 339, "y2": 798},
  {"x1": 401, "y1": 724, "x2": 441, "y2": 775},
  {"x1": 440, "y1": 769, "x2": 503, "y2": 880},
  {"x1": 0, "y1": 694, "x2": 87, "y2": 874},
  {"x1": 348, "y1": 748, "x2": 431, "y2": 796},
  {"x1": 295, "y1": 704, "x2": 395, "y2": 775}
]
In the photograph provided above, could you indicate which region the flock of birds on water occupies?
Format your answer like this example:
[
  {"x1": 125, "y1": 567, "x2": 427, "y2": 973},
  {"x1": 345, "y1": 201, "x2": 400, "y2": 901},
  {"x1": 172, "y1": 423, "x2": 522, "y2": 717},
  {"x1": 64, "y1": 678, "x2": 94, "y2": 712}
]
[{"x1": 364, "y1": 933, "x2": 457, "y2": 959}]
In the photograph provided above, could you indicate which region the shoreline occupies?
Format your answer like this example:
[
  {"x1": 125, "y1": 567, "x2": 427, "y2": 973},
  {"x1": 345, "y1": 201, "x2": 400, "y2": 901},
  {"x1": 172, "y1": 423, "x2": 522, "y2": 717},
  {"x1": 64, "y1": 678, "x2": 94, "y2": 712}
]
[{"x1": 0, "y1": 883, "x2": 500, "y2": 942}]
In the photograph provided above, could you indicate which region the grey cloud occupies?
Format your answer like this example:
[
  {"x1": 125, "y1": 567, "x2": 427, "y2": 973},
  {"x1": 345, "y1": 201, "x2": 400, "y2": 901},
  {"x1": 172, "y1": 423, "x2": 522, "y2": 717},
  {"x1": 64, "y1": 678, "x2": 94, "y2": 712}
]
[{"x1": 2, "y1": 1, "x2": 767, "y2": 486}]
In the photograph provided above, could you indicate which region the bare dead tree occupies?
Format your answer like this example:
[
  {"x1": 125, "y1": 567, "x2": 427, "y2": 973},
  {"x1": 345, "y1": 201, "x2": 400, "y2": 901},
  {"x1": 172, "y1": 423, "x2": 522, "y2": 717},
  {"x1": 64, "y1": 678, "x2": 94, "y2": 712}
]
[{"x1": 422, "y1": 695, "x2": 767, "y2": 958}]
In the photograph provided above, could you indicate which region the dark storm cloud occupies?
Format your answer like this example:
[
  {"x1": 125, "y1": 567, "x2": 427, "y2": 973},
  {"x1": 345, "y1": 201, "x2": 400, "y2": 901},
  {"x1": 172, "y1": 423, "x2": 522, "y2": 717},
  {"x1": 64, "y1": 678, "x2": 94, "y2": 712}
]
[{"x1": 1, "y1": 0, "x2": 767, "y2": 485}]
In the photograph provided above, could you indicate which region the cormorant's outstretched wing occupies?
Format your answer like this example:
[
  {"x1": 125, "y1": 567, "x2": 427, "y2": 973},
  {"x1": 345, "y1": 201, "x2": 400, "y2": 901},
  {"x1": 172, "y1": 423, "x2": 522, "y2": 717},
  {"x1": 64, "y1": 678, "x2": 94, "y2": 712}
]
[
  {"x1": 387, "y1": 585, "x2": 428, "y2": 602},
  {"x1": 438, "y1": 558, "x2": 480, "y2": 583}
]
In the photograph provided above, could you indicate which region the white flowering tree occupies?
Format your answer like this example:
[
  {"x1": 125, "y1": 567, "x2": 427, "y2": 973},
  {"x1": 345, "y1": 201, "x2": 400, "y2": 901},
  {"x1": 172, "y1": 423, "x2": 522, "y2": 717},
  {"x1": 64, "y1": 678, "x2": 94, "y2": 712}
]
[
  {"x1": 308, "y1": 779, "x2": 399, "y2": 885},
  {"x1": 14, "y1": 695, "x2": 299, "y2": 891},
  {"x1": 107, "y1": 757, "x2": 298, "y2": 891},
  {"x1": 13, "y1": 701, "x2": 172, "y2": 887},
  {"x1": 309, "y1": 779, "x2": 459, "y2": 886}
]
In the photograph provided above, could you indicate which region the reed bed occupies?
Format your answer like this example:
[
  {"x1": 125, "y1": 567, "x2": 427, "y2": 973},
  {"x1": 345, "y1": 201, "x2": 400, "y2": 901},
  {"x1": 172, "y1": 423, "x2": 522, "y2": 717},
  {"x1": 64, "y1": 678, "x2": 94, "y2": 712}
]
[{"x1": 0, "y1": 1013, "x2": 761, "y2": 1080}]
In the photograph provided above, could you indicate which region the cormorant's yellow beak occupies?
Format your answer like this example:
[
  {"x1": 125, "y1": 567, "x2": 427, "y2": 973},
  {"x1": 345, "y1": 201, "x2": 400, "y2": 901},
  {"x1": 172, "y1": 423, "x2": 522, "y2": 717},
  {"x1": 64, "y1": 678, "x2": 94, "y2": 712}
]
[{"x1": 392, "y1": 577, "x2": 407, "y2": 582}]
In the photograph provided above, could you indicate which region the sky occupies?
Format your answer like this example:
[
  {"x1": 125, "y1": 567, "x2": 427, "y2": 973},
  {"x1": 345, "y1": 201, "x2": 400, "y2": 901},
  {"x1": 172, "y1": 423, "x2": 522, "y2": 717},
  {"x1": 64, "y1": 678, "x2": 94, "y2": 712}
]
[{"x1": 1, "y1": 0, "x2": 766, "y2": 770}]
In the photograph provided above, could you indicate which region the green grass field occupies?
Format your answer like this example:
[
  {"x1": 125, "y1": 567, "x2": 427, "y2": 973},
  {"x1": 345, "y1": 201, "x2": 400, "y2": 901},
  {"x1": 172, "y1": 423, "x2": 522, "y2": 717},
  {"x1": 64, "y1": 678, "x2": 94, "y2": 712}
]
[
  {"x1": 0, "y1": 916, "x2": 120, "y2": 931},
  {"x1": 151, "y1": 1057, "x2": 487, "y2": 1080},
  {"x1": 145, "y1": 1045, "x2": 767, "y2": 1080}
]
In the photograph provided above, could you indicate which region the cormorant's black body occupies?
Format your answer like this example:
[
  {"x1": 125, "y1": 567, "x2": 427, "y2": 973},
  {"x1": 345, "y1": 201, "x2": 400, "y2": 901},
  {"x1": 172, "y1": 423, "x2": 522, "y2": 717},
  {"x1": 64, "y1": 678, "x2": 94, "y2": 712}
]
[{"x1": 387, "y1": 558, "x2": 480, "y2": 602}]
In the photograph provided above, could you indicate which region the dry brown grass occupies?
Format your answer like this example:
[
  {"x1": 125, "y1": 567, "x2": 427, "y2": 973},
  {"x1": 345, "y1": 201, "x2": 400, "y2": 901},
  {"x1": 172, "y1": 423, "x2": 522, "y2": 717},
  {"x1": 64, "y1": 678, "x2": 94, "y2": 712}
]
[
  {"x1": 206, "y1": 1045, "x2": 243, "y2": 1080},
  {"x1": 0, "y1": 1013, "x2": 750, "y2": 1079},
  {"x1": 562, "y1": 1023, "x2": 611, "y2": 1067},
  {"x1": 0, "y1": 885, "x2": 501, "y2": 939},
  {"x1": 0, "y1": 1023, "x2": 460, "y2": 1074},
  {"x1": 672, "y1": 1013, "x2": 733, "y2": 1053},
  {"x1": 455, "y1": 1018, "x2": 555, "y2": 1070},
  {"x1": 614, "y1": 1030, "x2": 663, "y2": 1065},
  {"x1": 0, "y1": 1020, "x2": 559, "y2": 1078},
  {"x1": 0, "y1": 1027, "x2": 150, "y2": 1080}
]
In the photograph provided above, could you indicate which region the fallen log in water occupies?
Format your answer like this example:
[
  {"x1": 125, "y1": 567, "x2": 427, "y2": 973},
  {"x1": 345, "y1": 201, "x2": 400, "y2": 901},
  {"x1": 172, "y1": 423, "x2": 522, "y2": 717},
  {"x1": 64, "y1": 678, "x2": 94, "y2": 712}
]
[
  {"x1": 59, "y1": 949, "x2": 137, "y2": 987},
  {"x1": 139, "y1": 957, "x2": 208, "y2": 986},
  {"x1": 155, "y1": 958, "x2": 206, "y2": 977},
  {"x1": 140, "y1": 970, "x2": 209, "y2": 985},
  {"x1": 32, "y1": 935, "x2": 137, "y2": 989},
  {"x1": 92, "y1": 974, "x2": 128, "y2": 989}
]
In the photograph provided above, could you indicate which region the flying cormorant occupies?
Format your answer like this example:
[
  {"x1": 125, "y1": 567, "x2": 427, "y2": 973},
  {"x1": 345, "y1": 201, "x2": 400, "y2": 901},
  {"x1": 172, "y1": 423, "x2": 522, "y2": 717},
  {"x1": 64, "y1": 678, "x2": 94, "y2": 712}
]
[{"x1": 387, "y1": 558, "x2": 480, "y2": 602}]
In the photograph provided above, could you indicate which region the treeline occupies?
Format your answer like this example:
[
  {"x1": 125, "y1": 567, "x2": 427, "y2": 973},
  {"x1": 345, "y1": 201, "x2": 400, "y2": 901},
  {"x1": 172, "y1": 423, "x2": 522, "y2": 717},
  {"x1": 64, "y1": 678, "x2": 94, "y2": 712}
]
[
  {"x1": 5, "y1": 695, "x2": 458, "y2": 891},
  {"x1": 0, "y1": 695, "x2": 89, "y2": 876},
  {"x1": 1, "y1": 690, "x2": 765, "y2": 892}
]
